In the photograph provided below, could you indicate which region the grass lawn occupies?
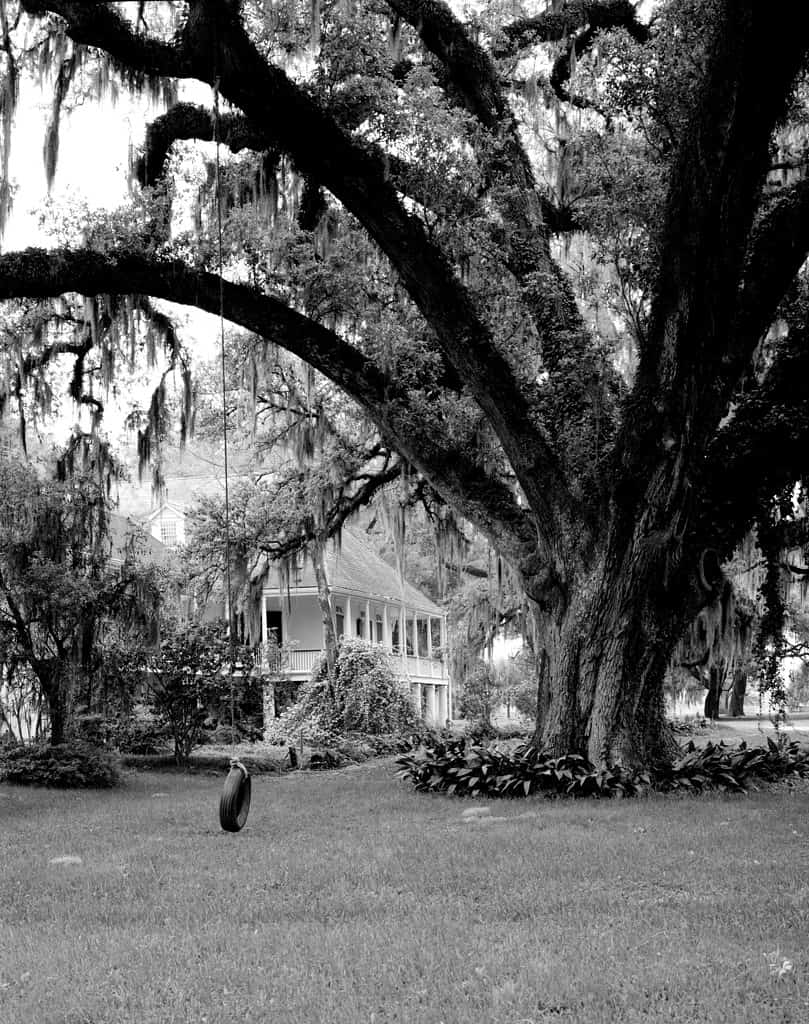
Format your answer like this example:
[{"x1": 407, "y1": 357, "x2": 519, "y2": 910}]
[{"x1": 2, "y1": 760, "x2": 809, "y2": 1024}]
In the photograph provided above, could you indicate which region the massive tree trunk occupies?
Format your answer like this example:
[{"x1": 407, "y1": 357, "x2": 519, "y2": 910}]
[{"x1": 528, "y1": 460, "x2": 706, "y2": 767}]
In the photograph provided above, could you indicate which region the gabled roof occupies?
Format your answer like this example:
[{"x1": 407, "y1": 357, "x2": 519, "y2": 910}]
[
  {"x1": 107, "y1": 513, "x2": 173, "y2": 568},
  {"x1": 144, "y1": 501, "x2": 186, "y2": 523},
  {"x1": 267, "y1": 527, "x2": 443, "y2": 616}
]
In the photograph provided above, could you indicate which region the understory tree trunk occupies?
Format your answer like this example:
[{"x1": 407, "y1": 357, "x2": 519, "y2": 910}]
[
  {"x1": 704, "y1": 666, "x2": 722, "y2": 720},
  {"x1": 729, "y1": 669, "x2": 747, "y2": 717},
  {"x1": 311, "y1": 534, "x2": 337, "y2": 701},
  {"x1": 39, "y1": 662, "x2": 73, "y2": 746}
]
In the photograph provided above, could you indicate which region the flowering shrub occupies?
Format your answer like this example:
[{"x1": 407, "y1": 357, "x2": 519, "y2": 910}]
[{"x1": 264, "y1": 638, "x2": 419, "y2": 742}]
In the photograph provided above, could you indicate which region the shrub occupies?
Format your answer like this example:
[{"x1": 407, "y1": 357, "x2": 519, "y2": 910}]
[
  {"x1": 0, "y1": 741, "x2": 121, "y2": 788},
  {"x1": 107, "y1": 716, "x2": 171, "y2": 754},
  {"x1": 73, "y1": 713, "x2": 108, "y2": 747},
  {"x1": 395, "y1": 736, "x2": 809, "y2": 799},
  {"x1": 207, "y1": 723, "x2": 253, "y2": 745}
]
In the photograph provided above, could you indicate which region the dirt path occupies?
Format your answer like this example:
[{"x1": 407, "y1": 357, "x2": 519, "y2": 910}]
[{"x1": 695, "y1": 711, "x2": 809, "y2": 746}]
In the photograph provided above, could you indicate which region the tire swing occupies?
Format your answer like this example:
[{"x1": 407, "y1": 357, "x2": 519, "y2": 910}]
[
  {"x1": 220, "y1": 759, "x2": 251, "y2": 832},
  {"x1": 211, "y1": 80, "x2": 251, "y2": 835}
]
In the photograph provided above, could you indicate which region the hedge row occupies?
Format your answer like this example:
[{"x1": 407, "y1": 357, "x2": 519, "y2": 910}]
[{"x1": 0, "y1": 741, "x2": 121, "y2": 788}]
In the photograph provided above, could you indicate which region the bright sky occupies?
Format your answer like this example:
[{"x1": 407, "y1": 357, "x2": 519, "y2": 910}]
[
  {"x1": 3, "y1": 77, "x2": 223, "y2": 444},
  {"x1": 4, "y1": 80, "x2": 143, "y2": 249}
]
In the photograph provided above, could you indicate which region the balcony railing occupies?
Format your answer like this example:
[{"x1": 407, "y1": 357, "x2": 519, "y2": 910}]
[
  {"x1": 256, "y1": 642, "x2": 446, "y2": 680},
  {"x1": 256, "y1": 647, "x2": 321, "y2": 676}
]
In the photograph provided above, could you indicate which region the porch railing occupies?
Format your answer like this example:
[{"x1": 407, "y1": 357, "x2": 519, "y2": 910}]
[
  {"x1": 255, "y1": 646, "x2": 321, "y2": 675},
  {"x1": 255, "y1": 642, "x2": 446, "y2": 680}
]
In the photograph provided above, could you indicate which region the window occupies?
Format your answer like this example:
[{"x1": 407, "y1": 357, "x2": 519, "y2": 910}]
[
  {"x1": 375, "y1": 616, "x2": 384, "y2": 643},
  {"x1": 335, "y1": 605, "x2": 344, "y2": 637},
  {"x1": 159, "y1": 519, "x2": 178, "y2": 546},
  {"x1": 356, "y1": 611, "x2": 365, "y2": 637}
]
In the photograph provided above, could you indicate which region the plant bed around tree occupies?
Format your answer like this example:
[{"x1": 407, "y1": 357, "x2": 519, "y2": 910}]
[{"x1": 396, "y1": 737, "x2": 809, "y2": 799}]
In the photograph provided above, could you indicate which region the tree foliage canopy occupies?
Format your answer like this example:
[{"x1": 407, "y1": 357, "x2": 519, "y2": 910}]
[{"x1": 3, "y1": 0, "x2": 809, "y2": 766}]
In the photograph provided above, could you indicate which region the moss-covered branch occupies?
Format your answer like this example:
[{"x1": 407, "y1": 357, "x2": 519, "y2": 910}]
[
  {"x1": 495, "y1": 0, "x2": 650, "y2": 59},
  {"x1": 0, "y1": 245, "x2": 538, "y2": 559}
]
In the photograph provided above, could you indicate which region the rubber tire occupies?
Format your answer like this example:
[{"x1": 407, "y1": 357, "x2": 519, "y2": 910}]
[{"x1": 219, "y1": 765, "x2": 251, "y2": 832}]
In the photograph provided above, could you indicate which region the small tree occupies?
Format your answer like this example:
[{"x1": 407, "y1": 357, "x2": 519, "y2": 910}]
[
  {"x1": 0, "y1": 457, "x2": 161, "y2": 744},
  {"x1": 458, "y1": 660, "x2": 497, "y2": 726},
  {"x1": 144, "y1": 620, "x2": 248, "y2": 765}
]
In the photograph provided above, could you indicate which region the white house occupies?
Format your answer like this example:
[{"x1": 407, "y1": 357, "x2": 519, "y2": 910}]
[
  {"x1": 258, "y1": 527, "x2": 451, "y2": 727},
  {"x1": 143, "y1": 501, "x2": 187, "y2": 548}
]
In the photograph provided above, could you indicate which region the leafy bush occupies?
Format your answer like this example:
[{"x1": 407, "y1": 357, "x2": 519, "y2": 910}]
[
  {"x1": 0, "y1": 741, "x2": 121, "y2": 788},
  {"x1": 396, "y1": 736, "x2": 809, "y2": 799},
  {"x1": 207, "y1": 723, "x2": 254, "y2": 745},
  {"x1": 107, "y1": 716, "x2": 171, "y2": 754}
]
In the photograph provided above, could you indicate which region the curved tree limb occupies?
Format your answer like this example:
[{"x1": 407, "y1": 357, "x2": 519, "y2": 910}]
[
  {"x1": 735, "y1": 178, "x2": 809, "y2": 350},
  {"x1": 494, "y1": 0, "x2": 649, "y2": 60},
  {"x1": 21, "y1": 0, "x2": 576, "y2": 551},
  {"x1": 134, "y1": 102, "x2": 277, "y2": 188},
  {"x1": 0, "y1": 245, "x2": 538, "y2": 561}
]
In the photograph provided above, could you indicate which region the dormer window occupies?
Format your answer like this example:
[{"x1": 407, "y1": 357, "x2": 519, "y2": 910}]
[{"x1": 160, "y1": 519, "x2": 178, "y2": 546}]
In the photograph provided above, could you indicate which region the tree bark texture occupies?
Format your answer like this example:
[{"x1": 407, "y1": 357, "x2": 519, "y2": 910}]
[{"x1": 311, "y1": 535, "x2": 337, "y2": 700}]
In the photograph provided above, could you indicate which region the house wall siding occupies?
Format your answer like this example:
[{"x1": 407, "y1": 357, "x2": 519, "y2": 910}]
[{"x1": 265, "y1": 595, "x2": 323, "y2": 649}]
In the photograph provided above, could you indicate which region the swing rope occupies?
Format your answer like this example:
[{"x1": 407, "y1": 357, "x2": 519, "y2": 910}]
[{"x1": 213, "y1": 77, "x2": 237, "y2": 737}]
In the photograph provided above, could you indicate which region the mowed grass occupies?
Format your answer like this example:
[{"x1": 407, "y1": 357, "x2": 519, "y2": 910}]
[{"x1": 2, "y1": 762, "x2": 809, "y2": 1024}]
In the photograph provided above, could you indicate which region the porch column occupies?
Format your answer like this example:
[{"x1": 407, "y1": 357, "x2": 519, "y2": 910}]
[
  {"x1": 411, "y1": 612, "x2": 419, "y2": 672},
  {"x1": 426, "y1": 616, "x2": 433, "y2": 659},
  {"x1": 382, "y1": 605, "x2": 391, "y2": 649},
  {"x1": 412, "y1": 681, "x2": 422, "y2": 717},
  {"x1": 444, "y1": 617, "x2": 452, "y2": 720},
  {"x1": 345, "y1": 596, "x2": 352, "y2": 640},
  {"x1": 365, "y1": 600, "x2": 372, "y2": 641},
  {"x1": 437, "y1": 685, "x2": 447, "y2": 725},
  {"x1": 399, "y1": 604, "x2": 407, "y2": 671}
]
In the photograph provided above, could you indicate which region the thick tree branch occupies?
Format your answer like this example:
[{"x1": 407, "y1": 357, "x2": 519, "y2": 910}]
[
  {"x1": 0, "y1": 246, "x2": 537, "y2": 560},
  {"x1": 617, "y1": 4, "x2": 809, "y2": 510},
  {"x1": 22, "y1": 0, "x2": 193, "y2": 75},
  {"x1": 386, "y1": 0, "x2": 583, "y2": 314},
  {"x1": 735, "y1": 179, "x2": 809, "y2": 348},
  {"x1": 698, "y1": 330, "x2": 809, "y2": 554},
  {"x1": 134, "y1": 102, "x2": 276, "y2": 188},
  {"x1": 494, "y1": 0, "x2": 649, "y2": 59}
]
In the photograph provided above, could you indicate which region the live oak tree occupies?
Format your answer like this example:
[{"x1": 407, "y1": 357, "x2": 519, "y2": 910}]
[{"x1": 3, "y1": 0, "x2": 809, "y2": 767}]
